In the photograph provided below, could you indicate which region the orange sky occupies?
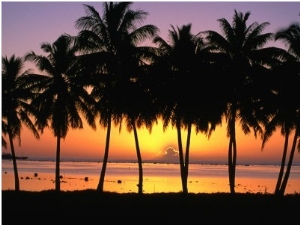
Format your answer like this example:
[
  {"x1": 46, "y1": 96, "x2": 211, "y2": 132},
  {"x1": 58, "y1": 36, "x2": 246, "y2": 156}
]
[{"x1": 2, "y1": 117, "x2": 299, "y2": 165}]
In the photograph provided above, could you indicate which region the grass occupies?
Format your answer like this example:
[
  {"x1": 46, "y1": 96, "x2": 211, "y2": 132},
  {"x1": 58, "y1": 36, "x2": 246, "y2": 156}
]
[{"x1": 2, "y1": 190, "x2": 300, "y2": 224}]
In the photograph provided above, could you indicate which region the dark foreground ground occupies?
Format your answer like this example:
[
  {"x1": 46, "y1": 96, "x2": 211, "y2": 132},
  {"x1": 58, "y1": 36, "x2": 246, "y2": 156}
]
[{"x1": 2, "y1": 190, "x2": 300, "y2": 224}]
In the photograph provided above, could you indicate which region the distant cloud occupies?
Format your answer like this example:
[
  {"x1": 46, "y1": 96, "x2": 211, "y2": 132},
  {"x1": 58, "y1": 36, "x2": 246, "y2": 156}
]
[
  {"x1": 164, "y1": 147, "x2": 179, "y2": 157},
  {"x1": 156, "y1": 146, "x2": 179, "y2": 163}
]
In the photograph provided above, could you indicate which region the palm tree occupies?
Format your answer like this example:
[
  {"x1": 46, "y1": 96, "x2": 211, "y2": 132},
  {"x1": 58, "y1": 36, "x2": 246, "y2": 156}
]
[
  {"x1": 201, "y1": 10, "x2": 285, "y2": 194},
  {"x1": 111, "y1": 75, "x2": 158, "y2": 194},
  {"x1": 152, "y1": 24, "x2": 224, "y2": 194},
  {"x1": 261, "y1": 22, "x2": 300, "y2": 196},
  {"x1": 25, "y1": 34, "x2": 96, "y2": 191},
  {"x1": 2, "y1": 55, "x2": 41, "y2": 191},
  {"x1": 74, "y1": 2, "x2": 159, "y2": 193}
]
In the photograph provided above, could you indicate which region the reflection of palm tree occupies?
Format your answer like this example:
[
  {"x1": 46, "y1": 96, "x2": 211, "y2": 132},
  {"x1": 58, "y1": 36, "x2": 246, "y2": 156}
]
[
  {"x1": 75, "y1": 2, "x2": 158, "y2": 193},
  {"x1": 25, "y1": 35, "x2": 95, "y2": 191},
  {"x1": 2, "y1": 55, "x2": 40, "y2": 191},
  {"x1": 262, "y1": 22, "x2": 300, "y2": 196},
  {"x1": 153, "y1": 24, "x2": 220, "y2": 193},
  {"x1": 201, "y1": 10, "x2": 281, "y2": 194}
]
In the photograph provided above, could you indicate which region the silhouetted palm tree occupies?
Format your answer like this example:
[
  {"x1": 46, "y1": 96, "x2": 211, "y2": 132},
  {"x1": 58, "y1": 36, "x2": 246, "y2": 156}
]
[
  {"x1": 261, "y1": 22, "x2": 300, "y2": 196},
  {"x1": 25, "y1": 34, "x2": 96, "y2": 191},
  {"x1": 2, "y1": 55, "x2": 41, "y2": 191},
  {"x1": 75, "y1": 2, "x2": 159, "y2": 193},
  {"x1": 152, "y1": 23, "x2": 223, "y2": 194},
  {"x1": 115, "y1": 73, "x2": 159, "y2": 193},
  {"x1": 201, "y1": 10, "x2": 284, "y2": 194}
]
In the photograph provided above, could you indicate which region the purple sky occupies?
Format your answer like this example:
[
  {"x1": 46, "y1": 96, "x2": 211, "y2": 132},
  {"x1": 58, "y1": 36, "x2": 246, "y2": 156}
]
[{"x1": 2, "y1": 1, "x2": 300, "y2": 59}]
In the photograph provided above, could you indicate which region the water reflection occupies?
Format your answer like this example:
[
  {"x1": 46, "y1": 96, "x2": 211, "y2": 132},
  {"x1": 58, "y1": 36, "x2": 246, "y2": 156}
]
[{"x1": 2, "y1": 160, "x2": 300, "y2": 194}]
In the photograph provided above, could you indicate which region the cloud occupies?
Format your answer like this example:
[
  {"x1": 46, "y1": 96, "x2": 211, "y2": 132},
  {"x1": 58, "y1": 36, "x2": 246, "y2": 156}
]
[
  {"x1": 156, "y1": 146, "x2": 179, "y2": 162},
  {"x1": 164, "y1": 147, "x2": 179, "y2": 157}
]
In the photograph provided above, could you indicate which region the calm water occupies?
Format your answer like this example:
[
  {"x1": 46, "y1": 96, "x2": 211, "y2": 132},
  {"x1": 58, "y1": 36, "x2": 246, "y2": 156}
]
[{"x1": 2, "y1": 160, "x2": 300, "y2": 194}]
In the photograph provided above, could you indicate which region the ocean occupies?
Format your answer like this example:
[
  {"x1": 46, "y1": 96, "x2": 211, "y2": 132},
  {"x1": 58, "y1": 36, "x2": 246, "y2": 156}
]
[{"x1": 2, "y1": 159, "x2": 300, "y2": 194}]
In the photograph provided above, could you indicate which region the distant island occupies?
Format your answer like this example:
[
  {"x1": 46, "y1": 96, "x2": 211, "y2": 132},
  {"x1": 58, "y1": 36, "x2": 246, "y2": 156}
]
[{"x1": 2, "y1": 152, "x2": 28, "y2": 160}]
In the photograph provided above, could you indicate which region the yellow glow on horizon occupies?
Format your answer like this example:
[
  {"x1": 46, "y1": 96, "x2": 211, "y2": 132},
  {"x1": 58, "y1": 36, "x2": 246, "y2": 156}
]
[{"x1": 2, "y1": 117, "x2": 299, "y2": 164}]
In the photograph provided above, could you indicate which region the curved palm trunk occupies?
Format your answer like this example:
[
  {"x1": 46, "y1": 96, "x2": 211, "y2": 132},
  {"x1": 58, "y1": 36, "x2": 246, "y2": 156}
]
[
  {"x1": 132, "y1": 122, "x2": 143, "y2": 194},
  {"x1": 278, "y1": 128, "x2": 299, "y2": 196},
  {"x1": 228, "y1": 108, "x2": 237, "y2": 194},
  {"x1": 55, "y1": 135, "x2": 61, "y2": 191},
  {"x1": 97, "y1": 116, "x2": 112, "y2": 192},
  {"x1": 176, "y1": 120, "x2": 188, "y2": 194},
  {"x1": 8, "y1": 131, "x2": 20, "y2": 191},
  {"x1": 275, "y1": 132, "x2": 289, "y2": 195}
]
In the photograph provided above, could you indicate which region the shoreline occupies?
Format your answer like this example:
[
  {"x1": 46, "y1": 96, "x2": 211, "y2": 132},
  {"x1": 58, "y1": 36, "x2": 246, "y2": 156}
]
[
  {"x1": 3, "y1": 170, "x2": 299, "y2": 194},
  {"x1": 5, "y1": 158, "x2": 300, "y2": 166},
  {"x1": 2, "y1": 161, "x2": 300, "y2": 194}
]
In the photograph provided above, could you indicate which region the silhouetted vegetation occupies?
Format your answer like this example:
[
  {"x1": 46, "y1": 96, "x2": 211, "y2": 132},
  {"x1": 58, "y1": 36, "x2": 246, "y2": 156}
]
[
  {"x1": 199, "y1": 10, "x2": 289, "y2": 194},
  {"x1": 2, "y1": 55, "x2": 41, "y2": 191},
  {"x1": 74, "y1": 2, "x2": 159, "y2": 194},
  {"x1": 2, "y1": 2, "x2": 299, "y2": 196},
  {"x1": 24, "y1": 35, "x2": 96, "y2": 191}
]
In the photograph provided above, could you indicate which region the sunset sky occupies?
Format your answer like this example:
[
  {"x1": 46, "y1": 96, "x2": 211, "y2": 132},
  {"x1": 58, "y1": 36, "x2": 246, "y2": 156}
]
[{"x1": 1, "y1": 1, "x2": 300, "y2": 164}]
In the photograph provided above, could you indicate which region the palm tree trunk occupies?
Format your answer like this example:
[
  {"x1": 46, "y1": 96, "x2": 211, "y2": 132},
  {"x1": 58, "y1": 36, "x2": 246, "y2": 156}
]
[
  {"x1": 278, "y1": 129, "x2": 299, "y2": 196},
  {"x1": 228, "y1": 109, "x2": 236, "y2": 194},
  {"x1": 275, "y1": 132, "x2": 289, "y2": 195},
  {"x1": 176, "y1": 120, "x2": 188, "y2": 194},
  {"x1": 228, "y1": 137, "x2": 234, "y2": 194},
  {"x1": 8, "y1": 131, "x2": 20, "y2": 191},
  {"x1": 133, "y1": 122, "x2": 143, "y2": 194},
  {"x1": 183, "y1": 123, "x2": 192, "y2": 194},
  {"x1": 55, "y1": 135, "x2": 61, "y2": 191},
  {"x1": 97, "y1": 116, "x2": 112, "y2": 192},
  {"x1": 232, "y1": 128, "x2": 237, "y2": 191}
]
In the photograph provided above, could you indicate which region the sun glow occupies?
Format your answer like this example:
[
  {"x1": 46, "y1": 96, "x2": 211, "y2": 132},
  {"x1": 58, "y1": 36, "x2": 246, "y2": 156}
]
[{"x1": 4, "y1": 115, "x2": 298, "y2": 164}]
